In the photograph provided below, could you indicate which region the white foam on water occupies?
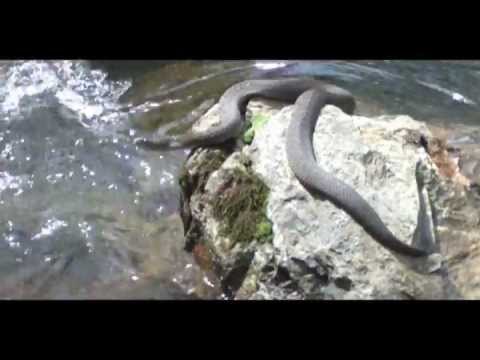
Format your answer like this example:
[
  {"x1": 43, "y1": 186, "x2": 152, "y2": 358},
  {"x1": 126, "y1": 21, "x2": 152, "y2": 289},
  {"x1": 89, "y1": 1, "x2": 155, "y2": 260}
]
[
  {"x1": 0, "y1": 171, "x2": 25, "y2": 193},
  {"x1": 417, "y1": 80, "x2": 476, "y2": 105},
  {"x1": 31, "y1": 218, "x2": 69, "y2": 241},
  {"x1": 254, "y1": 61, "x2": 288, "y2": 70},
  {"x1": 0, "y1": 61, "x2": 131, "y2": 132}
]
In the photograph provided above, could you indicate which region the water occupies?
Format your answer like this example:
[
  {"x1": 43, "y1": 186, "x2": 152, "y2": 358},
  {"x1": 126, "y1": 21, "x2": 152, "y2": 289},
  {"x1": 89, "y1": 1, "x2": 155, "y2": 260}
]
[{"x1": 0, "y1": 60, "x2": 479, "y2": 299}]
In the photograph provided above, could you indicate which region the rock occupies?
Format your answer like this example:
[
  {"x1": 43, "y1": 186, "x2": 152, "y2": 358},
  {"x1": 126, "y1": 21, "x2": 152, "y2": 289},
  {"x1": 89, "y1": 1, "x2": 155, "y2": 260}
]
[
  {"x1": 420, "y1": 123, "x2": 480, "y2": 299},
  {"x1": 179, "y1": 97, "x2": 479, "y2": 300}
]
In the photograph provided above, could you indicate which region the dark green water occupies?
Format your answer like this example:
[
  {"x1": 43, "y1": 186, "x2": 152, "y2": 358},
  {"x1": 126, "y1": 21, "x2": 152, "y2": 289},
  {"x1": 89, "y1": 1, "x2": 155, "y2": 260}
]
[{"x1": 0, "y1": 60, "x2": 478, "y2": 299}]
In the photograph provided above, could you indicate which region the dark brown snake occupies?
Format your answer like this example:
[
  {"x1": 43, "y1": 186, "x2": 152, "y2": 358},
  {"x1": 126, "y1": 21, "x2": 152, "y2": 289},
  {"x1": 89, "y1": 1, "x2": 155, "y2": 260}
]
[{"x1": 135, "y1": 78, "x2": 436, "y2": 257}]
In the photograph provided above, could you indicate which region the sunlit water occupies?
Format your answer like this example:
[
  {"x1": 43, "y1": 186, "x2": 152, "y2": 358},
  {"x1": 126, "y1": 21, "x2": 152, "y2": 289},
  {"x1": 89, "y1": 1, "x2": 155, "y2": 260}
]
[{"x1": 1, "y1": 60, "x2": 479, "y2": 299}]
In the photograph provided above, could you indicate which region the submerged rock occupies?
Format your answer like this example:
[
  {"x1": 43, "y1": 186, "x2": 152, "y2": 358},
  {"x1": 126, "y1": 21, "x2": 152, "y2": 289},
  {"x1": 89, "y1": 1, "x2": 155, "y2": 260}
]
[{"x1": 179, "y1": 98, "x2": 479, "y2": 300}]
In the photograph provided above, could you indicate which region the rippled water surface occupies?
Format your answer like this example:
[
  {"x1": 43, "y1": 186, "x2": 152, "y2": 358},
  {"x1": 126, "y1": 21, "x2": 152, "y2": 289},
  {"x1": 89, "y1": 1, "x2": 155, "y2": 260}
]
[{"x1": 1, "y1": 60, "x2": 479, "y2": 299}]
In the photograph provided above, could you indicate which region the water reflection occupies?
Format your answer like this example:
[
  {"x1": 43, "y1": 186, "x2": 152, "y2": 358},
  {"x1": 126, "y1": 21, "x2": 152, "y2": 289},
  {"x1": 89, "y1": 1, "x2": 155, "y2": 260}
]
[{"x1": 0, "y1": 60, "x2": 202, "y2": 299}]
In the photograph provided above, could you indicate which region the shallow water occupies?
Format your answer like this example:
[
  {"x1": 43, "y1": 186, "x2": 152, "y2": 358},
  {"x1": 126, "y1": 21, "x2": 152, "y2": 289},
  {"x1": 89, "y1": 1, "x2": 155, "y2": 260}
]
[{"x1": 1, "y1": 60, "x2": 479, "y2": 299}]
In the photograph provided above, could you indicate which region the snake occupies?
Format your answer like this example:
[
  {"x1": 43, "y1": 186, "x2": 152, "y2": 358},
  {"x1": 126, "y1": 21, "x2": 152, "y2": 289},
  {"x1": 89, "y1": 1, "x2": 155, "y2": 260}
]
[{"x1": 135, "y1": 78, "x2": 435, "y2": 258}]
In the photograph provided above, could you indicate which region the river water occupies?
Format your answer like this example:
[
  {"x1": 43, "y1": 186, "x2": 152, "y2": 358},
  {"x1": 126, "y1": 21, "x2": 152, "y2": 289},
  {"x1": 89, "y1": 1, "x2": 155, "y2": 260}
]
[{"x1": 0, "y1": 60, "x2": 479, "y2": 299}]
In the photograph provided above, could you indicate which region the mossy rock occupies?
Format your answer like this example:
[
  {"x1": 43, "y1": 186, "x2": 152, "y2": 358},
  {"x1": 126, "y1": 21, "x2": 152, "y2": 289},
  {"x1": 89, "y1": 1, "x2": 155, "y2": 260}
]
[
  {"x1": 178, "y1": 147, "x2": 232, "y2": 254},
  {"x1": 177, "y1": 124, "x2": 274, "y2": 297},
  {"x1": 211, "y1": 167, "x2": 273, "y2": 248}
]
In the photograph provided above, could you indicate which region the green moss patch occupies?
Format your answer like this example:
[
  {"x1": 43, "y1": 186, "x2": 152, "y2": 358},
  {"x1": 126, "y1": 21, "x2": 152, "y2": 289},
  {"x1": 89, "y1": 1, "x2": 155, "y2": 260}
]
[
  {"x1": 212, "y1": 167, "x2": 273, "y2": 248},
  {"x1": 243, "y1": 114, "x2": 271, "y2": 144}
]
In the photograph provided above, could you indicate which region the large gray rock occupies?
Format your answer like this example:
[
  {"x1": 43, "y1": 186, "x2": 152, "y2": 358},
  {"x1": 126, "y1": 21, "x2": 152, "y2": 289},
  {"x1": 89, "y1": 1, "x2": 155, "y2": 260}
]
[{"x1": 180, "y1": 98, "x2": 478, "y2": 300}]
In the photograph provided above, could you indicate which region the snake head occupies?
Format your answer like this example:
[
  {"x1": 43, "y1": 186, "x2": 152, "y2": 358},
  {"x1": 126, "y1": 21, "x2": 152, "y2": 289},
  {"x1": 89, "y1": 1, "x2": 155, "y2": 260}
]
[
  {"x1": 134, "y1": 136, "x2": 186, "y2": 151},
  {"x1": 134, "y1": 136, "x2": 171, "y2": 150}
]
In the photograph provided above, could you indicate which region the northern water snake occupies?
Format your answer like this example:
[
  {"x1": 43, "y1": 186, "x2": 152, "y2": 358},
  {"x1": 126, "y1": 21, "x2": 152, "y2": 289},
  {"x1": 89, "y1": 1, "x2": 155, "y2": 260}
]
[{"x1": 135, "y1": 78, "x2": 435, "y2": 258}]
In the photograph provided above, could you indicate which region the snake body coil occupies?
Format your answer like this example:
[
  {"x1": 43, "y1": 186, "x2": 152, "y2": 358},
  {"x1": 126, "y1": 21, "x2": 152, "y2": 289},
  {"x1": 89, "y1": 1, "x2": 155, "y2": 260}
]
[{"x1": 136, "y1": 78, "x2": 434, "y2": 257}]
